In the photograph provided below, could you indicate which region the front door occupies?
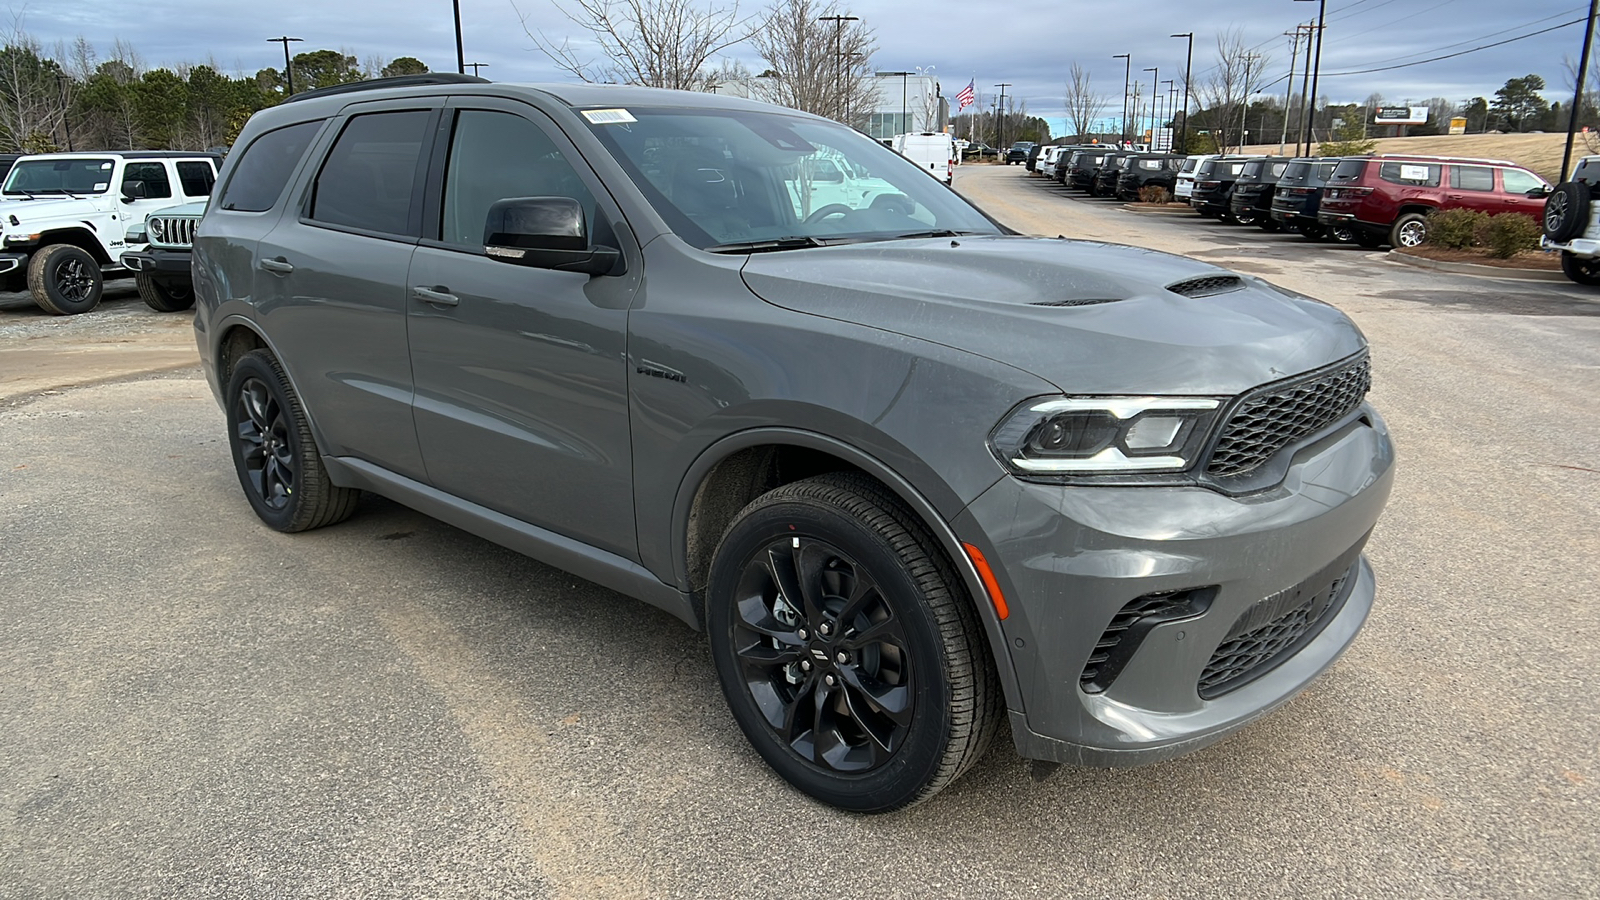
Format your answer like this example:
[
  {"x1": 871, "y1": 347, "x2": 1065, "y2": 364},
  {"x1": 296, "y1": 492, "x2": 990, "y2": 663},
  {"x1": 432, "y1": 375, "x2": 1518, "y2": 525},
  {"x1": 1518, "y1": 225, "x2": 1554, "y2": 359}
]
[{"x1": 406, "y1": 100, "x2": 640, "y2": 559}]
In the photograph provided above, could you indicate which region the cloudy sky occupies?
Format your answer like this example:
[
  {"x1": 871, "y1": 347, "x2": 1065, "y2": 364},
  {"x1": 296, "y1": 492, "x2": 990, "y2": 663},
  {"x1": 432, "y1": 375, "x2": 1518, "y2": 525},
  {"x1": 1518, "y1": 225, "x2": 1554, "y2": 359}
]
[{"x1": 17, "y1": 0, "x2": 1589, "y2": 133}]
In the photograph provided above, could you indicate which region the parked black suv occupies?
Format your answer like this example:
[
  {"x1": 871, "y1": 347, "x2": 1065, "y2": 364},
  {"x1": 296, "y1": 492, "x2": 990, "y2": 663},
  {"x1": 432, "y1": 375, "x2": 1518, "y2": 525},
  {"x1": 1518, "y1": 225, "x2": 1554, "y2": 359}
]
[
  {"x1": 1117, "y1": 154, "x2": 1184, "y2": 200},
  {"x1": 1006, "y1": 141, "x2": 1035, "y2": 165},
  {"x1": 1228, "y1": 158, "x2": 1291, "y2": 229},
  {"x1": 1271, "y1": 158, "x2": 1354, "y2": 242},
  {"x1": 1190, "y1": 156, "x2": 1259, "y2": 218},
  {"x1": 1064, "y1": 150, "x2": 1108, "y2": 190},
  {"x1": 1090, "y1": 152, "x2": 1137, "y2": 197},
  {"x1": 191, "y1": 75, "x2": 1393, "y2": 814}
]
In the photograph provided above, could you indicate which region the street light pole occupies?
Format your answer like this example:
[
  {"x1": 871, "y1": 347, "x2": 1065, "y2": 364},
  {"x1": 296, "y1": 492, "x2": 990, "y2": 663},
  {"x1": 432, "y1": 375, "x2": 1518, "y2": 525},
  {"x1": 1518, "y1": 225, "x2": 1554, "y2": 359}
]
[
  {"x1": 995, "y1": 83, "x2": 1011, "y2": 150},
  {"x1": 1296, "y1": 0, "x2": 1327, "y2": 149},
  {"x1": 1562, "y1": 0, "x2": 1599, "y2": 181},
  {"x1": 819, "y1": 15, "x2": 859, "y2": 123},
  {"x1": 876, "y1": 70, "x2": 915, "y2": 138},
  {"x1": 452, "y1": 0, "x2": 466, "y2": 74},
  {"x1": 1162, "y1": 79, "x2": 1175, "y2": 149},
  {"x1": 1144, "y1": 66, "x2": 1158, "y2": 147},
  {"x1": 1170, "y1": 34, "x2": 1193, "y2": 152},
  {"x1": 267, "y1": 36, "x2": 303, "y2": 95},
  {"x1": 1112, "y1": 54, "x2": 1131, "y2": 145}
]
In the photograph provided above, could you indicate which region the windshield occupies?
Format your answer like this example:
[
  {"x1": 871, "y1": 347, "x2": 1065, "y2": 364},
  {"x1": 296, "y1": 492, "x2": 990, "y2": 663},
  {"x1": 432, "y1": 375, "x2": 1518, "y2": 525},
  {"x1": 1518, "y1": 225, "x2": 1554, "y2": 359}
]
[
  {"x1": 582, "y1": 107, "x2": 1001, "y2": 250},
  {"x1": 3, "y1": 158, "x2": 116, "y2": 196}
]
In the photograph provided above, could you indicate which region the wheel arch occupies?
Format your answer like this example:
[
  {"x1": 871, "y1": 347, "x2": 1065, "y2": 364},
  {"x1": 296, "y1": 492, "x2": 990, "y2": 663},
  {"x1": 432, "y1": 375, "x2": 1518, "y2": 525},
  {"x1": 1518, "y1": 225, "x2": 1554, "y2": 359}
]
[
  {"x1": 210, "y1": 317, "x2": 338, "y2": 465},
  {"x1": 673, "y1": 427, "x2": 1024, "y2": 714},
  {"x1": 38, "y1": 227, "x2": 113, "y2": 265}
]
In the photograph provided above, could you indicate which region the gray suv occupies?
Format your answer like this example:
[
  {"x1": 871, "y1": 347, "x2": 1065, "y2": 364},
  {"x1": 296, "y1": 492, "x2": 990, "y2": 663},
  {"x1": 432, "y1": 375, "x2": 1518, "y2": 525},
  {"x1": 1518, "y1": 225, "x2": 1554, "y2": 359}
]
[{"x1": 192, "y1": 75, "x2": 1394, "y2": 812}]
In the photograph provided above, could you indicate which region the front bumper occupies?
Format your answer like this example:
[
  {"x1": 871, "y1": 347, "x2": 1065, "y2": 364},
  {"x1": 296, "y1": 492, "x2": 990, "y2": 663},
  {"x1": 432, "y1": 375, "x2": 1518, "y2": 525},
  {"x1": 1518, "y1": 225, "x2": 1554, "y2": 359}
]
[
  {"x1": 0, "y1": 251, "x2": 24, "y2": 275},
  {"x1": 958, "y1": 405, "x2": 1395, "y2": 766},
  {"x1": 121, "y1": 247, "x2": 193, "y2": 278}
]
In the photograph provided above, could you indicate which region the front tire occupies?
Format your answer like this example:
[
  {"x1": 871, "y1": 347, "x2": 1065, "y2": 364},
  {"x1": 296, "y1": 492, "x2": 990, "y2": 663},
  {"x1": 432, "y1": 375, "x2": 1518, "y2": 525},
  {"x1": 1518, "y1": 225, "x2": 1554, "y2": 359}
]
[
  {"x1": 136, "y1": 272, "x2": 194, "y2": 312},
  {"x1": 1561, "y1": 251, "x2": 1600, "y2": 286},
  {"x1": 225, "y1": 350, "x2": 361, "y2": 532},
  {"x1": 27, "y1": 244, "x2": 103, "y2": 315},
  {"x1": 706, "y1": 473, "x2": 1001, "y2": 813}
]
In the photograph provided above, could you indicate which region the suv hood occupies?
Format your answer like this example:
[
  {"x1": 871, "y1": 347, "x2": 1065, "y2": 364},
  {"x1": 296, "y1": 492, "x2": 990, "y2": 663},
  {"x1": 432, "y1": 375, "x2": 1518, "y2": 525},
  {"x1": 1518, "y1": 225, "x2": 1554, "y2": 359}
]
[
  {"x1": 0, "y1": 195, "x2": 109, "y2": 221},
  {"x1": 740, "y1": 235, "x2": 1365, "y2": 395}
]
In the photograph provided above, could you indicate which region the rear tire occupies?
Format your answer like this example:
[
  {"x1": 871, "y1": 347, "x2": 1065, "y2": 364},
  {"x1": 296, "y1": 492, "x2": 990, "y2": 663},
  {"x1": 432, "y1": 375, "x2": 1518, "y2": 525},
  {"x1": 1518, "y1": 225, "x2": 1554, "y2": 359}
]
[
  {"x1": 1390, "y1": 212, "x2": 1429, "y2": 249},
  {"x1": 706, "y1": 473, "x2": 1001, "y2": 813},
  {"x1": 1561, "y1": 251, "x2": 1600, "y2": 286},
  {"x1": 27, "y1": 244, "x2": 103, "y2": 315},
  {"x1": 136, "y1": 272, "x2": 194, "y2": 312}
]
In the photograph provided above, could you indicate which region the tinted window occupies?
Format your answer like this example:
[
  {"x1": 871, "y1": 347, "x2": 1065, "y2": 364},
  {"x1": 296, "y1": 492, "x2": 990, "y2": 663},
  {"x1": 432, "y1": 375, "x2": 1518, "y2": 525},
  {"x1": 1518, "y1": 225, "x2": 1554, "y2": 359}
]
[
  {"x1": 440, "y1": 110, "x2": 599, "y2": 247},
  {"x1": 122, "y1": 162, "x2": 172, "y2": 199},
  {"x1": 1330, "y1": 158, "x2": 1367, "y2": 181},
  {"x1": 1242, "y1": 161, "x2": 1263, "y2": 177},
  {"x1": 1197, "y1": 160, "x2": 1217, "y2": 177},
  {"x1": 310, "y1": 111, "x2": 431, "y2": 235},
  {"x1": 1313, "y1": 162, "x2": 1339, "y2": 182},
  {"x1": 1140, "y1": 158, "x2": 1163, "y2": 170},
  {"x1": 1180, "y1": 158, "x2": 1199, "y2": 174},
  {"x1": 1450, "y1": 165, "x2": 1494, "y2": 192},
  {"x1": 1500, "y1": 169, "x2": 1545, "y2": 194},
  {"x1": 1279, "y1": 162, "x2": 1312, "y2": 184},
  {"x1": 1269, "y1": 162, "x2": 1288, "y2": 178},
  {"x1": 220, "y1": 120, "x2": 324, "y2": 212},
  {"x1": 176, "y1": 161, "x2": 216, "y2": 196},
  {"x1": 1379, "y1": 161, "x2": 1441, "y2": 187},
  {"x1": 1576, "y1": 159, "x2": 1600, "y2": 184}
]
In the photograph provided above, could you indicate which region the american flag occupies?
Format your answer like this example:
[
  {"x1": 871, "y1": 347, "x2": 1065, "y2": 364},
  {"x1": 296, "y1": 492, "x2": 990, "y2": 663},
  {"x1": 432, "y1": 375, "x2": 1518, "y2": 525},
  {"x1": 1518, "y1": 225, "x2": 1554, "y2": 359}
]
[{"x1": 955, "y1": 80, "x2": 975, "y2": 111}]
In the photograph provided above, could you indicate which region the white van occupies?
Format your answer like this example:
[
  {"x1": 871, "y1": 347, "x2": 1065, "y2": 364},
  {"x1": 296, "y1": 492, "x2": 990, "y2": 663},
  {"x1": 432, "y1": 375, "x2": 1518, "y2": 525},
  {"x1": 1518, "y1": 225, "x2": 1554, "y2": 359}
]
[{"x1": 892, "y1": 132, "x2": 955, "y2": 185}]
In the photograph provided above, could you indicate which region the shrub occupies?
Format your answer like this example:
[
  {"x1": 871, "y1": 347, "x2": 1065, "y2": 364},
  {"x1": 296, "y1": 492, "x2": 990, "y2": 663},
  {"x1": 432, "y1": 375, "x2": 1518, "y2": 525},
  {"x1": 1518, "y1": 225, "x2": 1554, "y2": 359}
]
[
  {"x1": 1427, "y1": 208, "x2": 1489, "y2": 250},
  {"x1": 1482, "y1": 213, "x2": 1543, "y2": 259},
  {"x1": 1139, "y1": 185, "x2": 1172, "y2": 204}
]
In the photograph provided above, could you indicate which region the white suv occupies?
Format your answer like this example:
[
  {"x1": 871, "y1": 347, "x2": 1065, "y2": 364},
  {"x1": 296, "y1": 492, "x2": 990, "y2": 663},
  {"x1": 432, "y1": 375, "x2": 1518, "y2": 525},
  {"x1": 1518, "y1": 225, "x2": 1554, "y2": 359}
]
[
  {"x1": 1540, "y1": 155, "x2": 1600, "y2": 286},
  {"x1": 1174, "y1": 154, "x2": 1216, "y2": 200},
  {"x1": 0, "y1": 151, "x2": 220, "y2": 314}
]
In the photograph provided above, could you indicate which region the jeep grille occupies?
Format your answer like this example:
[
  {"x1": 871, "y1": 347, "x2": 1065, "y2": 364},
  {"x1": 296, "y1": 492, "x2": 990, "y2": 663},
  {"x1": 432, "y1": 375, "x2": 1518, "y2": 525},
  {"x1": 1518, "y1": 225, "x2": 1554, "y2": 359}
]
[{"x1": 150, "y1": 216, "x2": 198, "y2": 249}]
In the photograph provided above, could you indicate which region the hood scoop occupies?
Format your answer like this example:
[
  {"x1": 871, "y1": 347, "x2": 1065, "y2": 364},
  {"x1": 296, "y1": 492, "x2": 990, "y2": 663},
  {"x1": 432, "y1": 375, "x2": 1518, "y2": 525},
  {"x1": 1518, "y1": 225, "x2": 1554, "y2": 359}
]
[{"x1": 1166, "y1": 275, "x2": 1244, "y2": 298}]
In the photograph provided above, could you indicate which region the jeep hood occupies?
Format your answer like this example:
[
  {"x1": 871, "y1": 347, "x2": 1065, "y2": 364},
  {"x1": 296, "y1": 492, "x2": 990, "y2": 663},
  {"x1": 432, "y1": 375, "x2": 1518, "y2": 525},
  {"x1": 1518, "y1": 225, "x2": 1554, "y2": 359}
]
[
  {"x1": 0, "y1": 195, "x2": 110, "y2": 222},
  {"x1": 739, "y1": 235, "x2": 1366, "y2": 395}
]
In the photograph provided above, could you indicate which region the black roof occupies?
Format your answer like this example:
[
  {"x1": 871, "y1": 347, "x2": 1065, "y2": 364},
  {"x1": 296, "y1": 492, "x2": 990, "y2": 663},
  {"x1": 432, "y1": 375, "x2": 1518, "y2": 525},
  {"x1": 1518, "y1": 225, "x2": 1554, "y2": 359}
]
[{"x1": 283, "y1": 73, "x2": 490, "y2": 104}]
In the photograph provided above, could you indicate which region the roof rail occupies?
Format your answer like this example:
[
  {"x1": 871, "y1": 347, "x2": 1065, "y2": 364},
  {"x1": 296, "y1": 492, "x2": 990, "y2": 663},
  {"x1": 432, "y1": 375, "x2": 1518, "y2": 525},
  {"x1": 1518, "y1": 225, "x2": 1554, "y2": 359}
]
[{"x1": 283, "y1": 73, "x2": 490, "y2": 104}]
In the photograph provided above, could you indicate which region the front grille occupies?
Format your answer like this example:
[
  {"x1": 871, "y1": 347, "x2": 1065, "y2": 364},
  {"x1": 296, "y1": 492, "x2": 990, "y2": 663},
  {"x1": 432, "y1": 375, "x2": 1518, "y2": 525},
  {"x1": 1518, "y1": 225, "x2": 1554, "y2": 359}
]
[
  {"x1": 1166, "y1": 275, "x2": 1243, "y2": 298},
  {"x1": 1206, "y1": 353, "x2": 1371, "y2": 478},
  {"x1": 150, "y1": 216, "x2": 197, "y2": 249},
  {"x1": 1081, "y1": 587, "x2": 1213, "y2": 693},
  {"x1": 1198, "y1": 568, "x2": 1352, "y2": 698}
]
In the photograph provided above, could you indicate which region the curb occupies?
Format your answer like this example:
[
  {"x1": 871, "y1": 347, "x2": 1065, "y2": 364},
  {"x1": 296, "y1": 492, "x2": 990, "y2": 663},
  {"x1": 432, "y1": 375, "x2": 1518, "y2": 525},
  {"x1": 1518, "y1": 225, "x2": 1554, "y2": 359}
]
[
  {"x1": 1386, "y1": 250, "x2": 1565, "y2": 282},
  {"x1": 1119, "y1": 204, "x2": 1199, "y2": 216}
]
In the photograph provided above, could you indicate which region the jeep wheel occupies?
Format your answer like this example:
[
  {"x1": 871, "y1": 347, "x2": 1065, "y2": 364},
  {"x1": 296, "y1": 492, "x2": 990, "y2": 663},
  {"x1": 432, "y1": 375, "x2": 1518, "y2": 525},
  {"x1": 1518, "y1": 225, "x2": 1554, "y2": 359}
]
[
  {"x1": 1391, "y1": 212, "x2": 1429, "y2": 249},
  {"x1": 1543, "y1": 183, "x2": 1590, "y2": 242},
  {"x1": 136, "y1": 273, "x2": 194, "y2": 312},
  {"x1": 706, "y1": 473, "x2": 1001, "y2": 813},
  {"x1": 27, "y1": 244, "x2": 103, "y2": 315},
  {"x1": 225, "y1": 350, "x2": 361, "y2": 533},
  {"x1": 1561, "y1": 251, "x2": 1600, "y2": 286},
  {"x1": 1233, "y1": 209, "x2": 1260, "y2": 227}
]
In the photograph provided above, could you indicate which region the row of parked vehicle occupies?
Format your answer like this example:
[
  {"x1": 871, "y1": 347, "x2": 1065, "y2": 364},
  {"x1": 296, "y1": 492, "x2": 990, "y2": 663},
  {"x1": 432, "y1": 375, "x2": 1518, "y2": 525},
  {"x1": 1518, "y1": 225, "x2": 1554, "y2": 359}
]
[{"x1": 1025, "y1": 143, "x2": 1555, "y2": 253}]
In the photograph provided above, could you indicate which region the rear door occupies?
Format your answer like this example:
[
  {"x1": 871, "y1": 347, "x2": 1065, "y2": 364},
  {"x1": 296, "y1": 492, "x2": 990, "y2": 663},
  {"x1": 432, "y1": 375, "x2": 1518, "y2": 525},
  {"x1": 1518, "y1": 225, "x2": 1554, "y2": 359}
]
[
  {"x1": 1447, "y1": 164, "x2": 1499, "y2": 215},
  {"x1": 252, "y1": 100, "x2": 439, "y2": 483},
  {"x1": 405, "y1": 97, "x2": 641, "y2": 559}
]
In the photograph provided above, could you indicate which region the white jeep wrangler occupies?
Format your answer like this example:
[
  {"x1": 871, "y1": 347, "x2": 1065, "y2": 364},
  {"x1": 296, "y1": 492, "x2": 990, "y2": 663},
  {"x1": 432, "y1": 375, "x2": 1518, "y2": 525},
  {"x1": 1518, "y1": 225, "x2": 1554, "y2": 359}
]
[
  {"x1": 0, "y1": 151, "x2": 220, "y2": 314},
  {"x1": 1540, "y1": 154, "x2": 1600, "y2": 286}
]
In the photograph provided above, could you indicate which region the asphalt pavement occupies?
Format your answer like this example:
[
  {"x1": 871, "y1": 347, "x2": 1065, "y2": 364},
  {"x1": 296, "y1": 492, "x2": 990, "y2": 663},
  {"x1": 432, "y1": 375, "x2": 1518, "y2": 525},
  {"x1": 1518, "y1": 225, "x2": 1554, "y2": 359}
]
[{"x1": 1, "y1": 166, "x2": 1596, "y2": 899}]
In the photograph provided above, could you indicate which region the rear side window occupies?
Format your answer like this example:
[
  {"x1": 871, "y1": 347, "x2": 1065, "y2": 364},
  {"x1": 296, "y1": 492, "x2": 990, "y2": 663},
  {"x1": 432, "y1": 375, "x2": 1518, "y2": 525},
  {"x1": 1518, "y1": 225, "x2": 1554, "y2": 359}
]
[
  {"x1": 122, "y1": 162, "x2": 172, "y2": 199},
  {"x1": 220, "y1": 120, "x2": 324, "y2": 212},
  {"x1": 1451, "y1": 165, "x2": 1494, "y2": 192},
  {"x1": 1140, "y1": 159, "x2": 1163, "y2": 170},
  {"x1": 1500, "y1": 169, "x2": 1545, "y2": 195},
  {"x1": 1330, "y1": 159, "x2": 1367, "y2": 181},
  {"x1": 310, "y1": 110, "x2": 432, "y2": 236},
  {"x1": 1379, "y1": 161, "x2": 1440, "y2": 187},
  {"x1": 1226, "y1": 162, "x2": 1245, "y2": 176},
  {"x1": 176, "y1": 161, "x2": 216, "y2": 197},
  {"x1": 1269, "y1": 162, "x2": 1288, "y2": 178}
]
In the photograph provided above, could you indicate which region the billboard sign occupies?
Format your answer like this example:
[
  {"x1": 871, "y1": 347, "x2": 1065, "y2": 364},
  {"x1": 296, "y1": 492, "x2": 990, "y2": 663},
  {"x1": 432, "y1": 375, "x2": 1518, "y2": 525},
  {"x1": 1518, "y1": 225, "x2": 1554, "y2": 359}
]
[{"x1": 1374, "y1": 105, "x2": 1429, "y2": 125}]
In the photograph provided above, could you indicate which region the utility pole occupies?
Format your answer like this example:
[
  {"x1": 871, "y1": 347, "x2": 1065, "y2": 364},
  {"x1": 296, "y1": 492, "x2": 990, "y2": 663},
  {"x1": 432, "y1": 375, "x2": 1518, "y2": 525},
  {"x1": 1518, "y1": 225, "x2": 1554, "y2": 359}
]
[
  {"x1": 267, "y1": 36, "x2": 303, "y2": 95},
  {"x1": 1112, "y1": 54, "x2": 1131, "y2": 146},
  {"x1": 55, "y1": 73, "x2": 73, "y2": 151},
  {"x1": 995, "y1": 82, "x2": 1011, "y2": 150},
  {"x1": 819, "y1": 14, "x2": 859, "y2": 123},
  {"x1": 1563, "y1": 0, "x2": 1599, "y2": 181},
  {"x1": 1144, "y1": 66, "x2": 1159, "y2": 146},
  {"x1": 452, "y1": 0, "x2": 466, "y2": 73},
  {"x1": 1280, "y1": 26, "x2": 1303, "y2": 156},
  {"x1": 1296, "y1": 0, "x2": 1328, "y2": 149},
  {"x1": 1239, "y1": 53, "x2": 1258, "y2": 152},
  {"x1": 466, "y1": 62, "x2": 489, "y2": 77},
  {"x1": 1171, "y1": 34, "x2": 1193, "y2": 152}
]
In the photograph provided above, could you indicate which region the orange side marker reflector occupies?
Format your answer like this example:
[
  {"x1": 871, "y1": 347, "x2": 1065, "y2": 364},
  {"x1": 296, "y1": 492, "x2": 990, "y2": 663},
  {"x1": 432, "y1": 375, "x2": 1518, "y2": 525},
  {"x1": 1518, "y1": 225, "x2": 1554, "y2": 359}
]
[{"x1": 961, "y1": 542, "x2": 1010, "y2": 621}]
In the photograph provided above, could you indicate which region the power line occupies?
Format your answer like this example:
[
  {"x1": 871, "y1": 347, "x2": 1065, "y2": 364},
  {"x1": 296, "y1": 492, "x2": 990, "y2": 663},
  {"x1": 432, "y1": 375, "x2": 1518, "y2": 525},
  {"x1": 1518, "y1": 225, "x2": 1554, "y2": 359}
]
[
  {"x1": 1337, "y1": 8, "x2": 1584, "y2": 68},
  {"x1": 1322, "y1": 17, "x2": 1585, "y2": 76},
  {"x1": 1337, "y1": 0, "x2": 1459, "y2": 43}
]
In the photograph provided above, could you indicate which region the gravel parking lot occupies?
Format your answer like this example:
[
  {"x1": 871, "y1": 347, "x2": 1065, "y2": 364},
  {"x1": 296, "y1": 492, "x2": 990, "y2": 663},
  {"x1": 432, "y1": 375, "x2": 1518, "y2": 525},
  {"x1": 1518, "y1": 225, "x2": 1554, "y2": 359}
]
[{"x1": 2, "y1": 166, "x2": 1596, "y2": 899}]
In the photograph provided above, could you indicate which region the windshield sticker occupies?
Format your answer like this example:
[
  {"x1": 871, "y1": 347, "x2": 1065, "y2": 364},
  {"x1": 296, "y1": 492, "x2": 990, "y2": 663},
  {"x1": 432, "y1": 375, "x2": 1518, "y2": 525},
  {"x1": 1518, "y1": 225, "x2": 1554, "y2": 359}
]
[
  {"x1": 583, "y1": 109, "x2": 637, "y2": 125},
  {"x1": 101, "y1": 162, "x2": 113, "y2": 169},
  {"x1": 94, "y1": 182, "x2": 109, "y2": 191}
]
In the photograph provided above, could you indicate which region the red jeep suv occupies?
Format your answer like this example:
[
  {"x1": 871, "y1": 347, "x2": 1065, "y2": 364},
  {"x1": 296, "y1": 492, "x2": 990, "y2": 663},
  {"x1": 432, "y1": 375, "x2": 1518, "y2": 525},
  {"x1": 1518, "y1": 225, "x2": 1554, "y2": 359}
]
[{"x1": 1317, "y1": 154, "x2": 1549, "y2": 248}]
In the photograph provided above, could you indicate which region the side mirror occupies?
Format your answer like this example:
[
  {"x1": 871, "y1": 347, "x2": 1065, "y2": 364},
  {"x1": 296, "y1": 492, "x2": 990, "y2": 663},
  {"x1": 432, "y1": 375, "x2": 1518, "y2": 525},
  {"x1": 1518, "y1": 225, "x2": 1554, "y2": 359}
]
[
  {"x1": 483, "y1": 196, "x2": 622, "y2": 277},
  {"x1": 121, "y1": 181, "x2": 146, "y2": 202},
  {"x1": 1528, "y1": 186, "x2": 1553, "y2": 198}
]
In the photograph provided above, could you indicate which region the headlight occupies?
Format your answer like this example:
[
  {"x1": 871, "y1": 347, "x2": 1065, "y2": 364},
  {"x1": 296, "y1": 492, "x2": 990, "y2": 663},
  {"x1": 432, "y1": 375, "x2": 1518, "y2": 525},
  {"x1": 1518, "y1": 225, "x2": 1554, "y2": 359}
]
[
  {"x1": 147, "y1": 218, "x2": 165, "y2": 241},
  {"x1": 990, "y1": 396, "x2": 1224, "y2": 475}
]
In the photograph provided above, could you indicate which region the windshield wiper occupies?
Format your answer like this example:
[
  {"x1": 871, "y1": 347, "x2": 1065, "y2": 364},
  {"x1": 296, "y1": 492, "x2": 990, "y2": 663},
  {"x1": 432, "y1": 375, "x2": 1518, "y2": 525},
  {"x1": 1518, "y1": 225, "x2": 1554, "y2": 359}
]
[
  {"x1": 706, "y1": 236, "x2": 831, "y2": 254},
  {"x1": 859, "y1": 229, "x2": 981, "y2": 243}
]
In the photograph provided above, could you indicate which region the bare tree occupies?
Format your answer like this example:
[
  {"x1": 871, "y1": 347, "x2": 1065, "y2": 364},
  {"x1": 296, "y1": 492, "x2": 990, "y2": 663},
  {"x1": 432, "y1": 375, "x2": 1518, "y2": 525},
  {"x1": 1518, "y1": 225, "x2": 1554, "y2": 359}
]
[
  {"x1": 513, "y1": 0, "x2": 758, "y2": 90},
  {"x1": 0, "y1": 19, "x2": 70, "y2": 151},
  {"x1": 1193, "y1": 29, "x2": 1270, "y2": 152},
  {"x1": 751, "y1": 0, "x2": 875, "y2": 127},
  {"x1": 1063, "y1": 62, "x2": 1105, "y2": 142}
]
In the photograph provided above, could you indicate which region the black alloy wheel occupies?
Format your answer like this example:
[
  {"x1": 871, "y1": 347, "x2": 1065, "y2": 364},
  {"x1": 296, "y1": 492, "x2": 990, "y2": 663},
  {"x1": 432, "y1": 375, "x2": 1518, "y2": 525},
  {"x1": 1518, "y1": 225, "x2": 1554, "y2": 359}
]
[
  {"x1": 27, "y1": 244, "x2": 104, "y2": 315},
  {"x1": 1561, "y1": 251, "x2": 1600, "y2": 286},
  {"x1": 135, "y1": 272, "x2": 195, "y2": 312},
  {"x1": 707, "y1": 474, "x2": 1000, "y2": 812},
  {"x1": 225, "y1": 350, "x2": 360, "y2": 532}
]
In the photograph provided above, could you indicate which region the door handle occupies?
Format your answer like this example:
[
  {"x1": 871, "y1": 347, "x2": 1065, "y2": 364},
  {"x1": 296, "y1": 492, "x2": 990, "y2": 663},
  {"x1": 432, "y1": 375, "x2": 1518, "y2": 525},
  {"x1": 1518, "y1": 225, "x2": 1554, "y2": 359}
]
[
  {"x1": 259, "y1": 257, "x2": 294, "y2": 275},
  {"x1": 413, "y1": 286, "x2": 459, "y2": 307}
]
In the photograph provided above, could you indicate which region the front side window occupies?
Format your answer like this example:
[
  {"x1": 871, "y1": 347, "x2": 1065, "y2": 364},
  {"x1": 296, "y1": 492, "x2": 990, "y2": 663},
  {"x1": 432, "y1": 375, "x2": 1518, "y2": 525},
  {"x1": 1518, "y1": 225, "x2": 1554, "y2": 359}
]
[
  {"x1": 122, "y1": 162, "x2": 173, "y2": 199},
  {"x1": 219, "y1": 120, "x2": 324, "y2": 212},
  {"x1": 439, "y1": 110, "x2": 599, "y2": 248},
  {"x1": 309, "y1": 110, "x2": 431, "y2": 235},
  {"x1": 582, "y1": 107, "x2": 1001, "y2": 249},
  {"x1": 3, "y1": 158, "x2": 116, "y2": 196},
  {"x1": 176, "y1": 161, "x2": 217, "y2": 197},
  {"x1": 1500, "y1": 169, "x2": 1546, "y2": 195}
]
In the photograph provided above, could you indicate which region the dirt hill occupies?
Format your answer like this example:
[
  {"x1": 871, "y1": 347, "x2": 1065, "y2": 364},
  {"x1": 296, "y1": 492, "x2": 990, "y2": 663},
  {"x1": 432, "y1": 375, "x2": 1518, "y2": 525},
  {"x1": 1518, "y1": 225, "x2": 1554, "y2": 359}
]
[{"x1": 1239, "y1": 132, "x2": 1585, "y2": 183}]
